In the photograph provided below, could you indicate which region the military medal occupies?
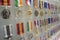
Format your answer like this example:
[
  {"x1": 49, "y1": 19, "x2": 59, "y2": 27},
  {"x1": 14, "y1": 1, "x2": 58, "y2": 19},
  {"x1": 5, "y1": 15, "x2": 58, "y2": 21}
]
[
  {"x1": 40, "y1": 10, "x2": 44, "y2": 17},
  {"x1": 34, "y1": 19, "x2": 39, "y2": 36},
  {"x1": 15, "y1": 9, "x2": 23, "y2": 19},
  {"x1": 34, "y1": 10, "x2": 39, "y2": 17},
  {"x1": 1, "y1": 0, "x2": 11, "y2": 19},
  {"x1": 25, "y1": 0, "x2": 32, "y2": 17},
  {"x1": 26, "y1": 9, "x2": 32, "y2": 17}
]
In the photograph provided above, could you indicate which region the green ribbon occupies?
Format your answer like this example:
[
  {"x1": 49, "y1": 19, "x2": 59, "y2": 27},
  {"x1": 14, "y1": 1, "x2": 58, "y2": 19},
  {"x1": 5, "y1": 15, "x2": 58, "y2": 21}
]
[
  {"x1": 27, "y1": 22, "x2": 29, "y2": 32},
  {"x1": 15, "y1": 0, "x2": 18, "y2": 7}
]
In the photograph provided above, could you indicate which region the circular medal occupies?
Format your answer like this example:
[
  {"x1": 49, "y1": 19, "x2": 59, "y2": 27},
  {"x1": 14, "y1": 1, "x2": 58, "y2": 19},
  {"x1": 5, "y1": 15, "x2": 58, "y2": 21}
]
[
  {"x1": 26, "y1": 10, "x2": 32, "y2": 17},
  {"x1": 16, "y1": 10, "x2": 23, "y2": 18},
  {"x1": 1, "y1": 9, "x2": 11, "y2": 19},
  {"x1": 34, "y1": 10, "x2": 39, "y2": 17},
  {"x1": 40, "y1": 10, "x2": 44, "y2": 16}
]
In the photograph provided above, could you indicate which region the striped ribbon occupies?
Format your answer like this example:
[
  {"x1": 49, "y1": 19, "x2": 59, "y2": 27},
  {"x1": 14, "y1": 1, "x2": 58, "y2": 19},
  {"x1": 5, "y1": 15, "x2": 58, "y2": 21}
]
[
  {"x1": 33, "y1": 0, "x2": 38, "y2": 8},
  {"x1": 39, "y1": 0, "x2": 43, "y2": 9},
  {"x1": 0, "y1": 0, "x2": 10, "y2": 6},
  {"x1": 3, "y1": 25, "x2": 12, "y2": 38},
  {"x1": 27, "y1": 20, "x2": 32, "y2": 32},
  {"x1": 15, "y1": 0, "x2": 23, "y2": 7},
  {"x1": 44, "y1": 2, "x2": 48, "y2": 8},
  {"x1": 16, "y1": 22, "x2": 24, "y2": 35},
  {"x1": 48, "y1": 3, "x2": 50, "y2": 9},
  {"x1": 26, "y1": 0, "x2": 31, "y2": 6},
  {"x1": 19, "y1": 22, "x2": 24, "y2": 35}
]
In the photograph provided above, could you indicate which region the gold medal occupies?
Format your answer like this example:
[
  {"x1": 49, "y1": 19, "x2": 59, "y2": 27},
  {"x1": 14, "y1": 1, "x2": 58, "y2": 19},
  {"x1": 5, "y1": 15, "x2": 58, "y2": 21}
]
[
  {"x1": 26, "y1": 8, "x2": 32, "y2": 17},
  {"x1": 40, "y1": 10, "x2": 44, "y2": 16}
]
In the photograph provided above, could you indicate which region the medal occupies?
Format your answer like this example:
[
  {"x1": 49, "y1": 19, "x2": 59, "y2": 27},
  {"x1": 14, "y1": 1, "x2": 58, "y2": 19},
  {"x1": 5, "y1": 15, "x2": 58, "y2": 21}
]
[
  {"x1": 34, "y1": 19, "x2": 39, "y2": 35},
  {"x1": 26, "y1": 8, "x2": 32, "y2": 17},
  {"x1": 40, "y1": 10, "x2": 44, "y2": 16},
  {"x1": 34, "y1": 10, "x2": 39, "y2": 17},
  {"x1": 15, "y1": 10, "x2": 23, "y2": 19},
  {"x1": 1, "y1": 8, "x2": 11, "y2": 19}
]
